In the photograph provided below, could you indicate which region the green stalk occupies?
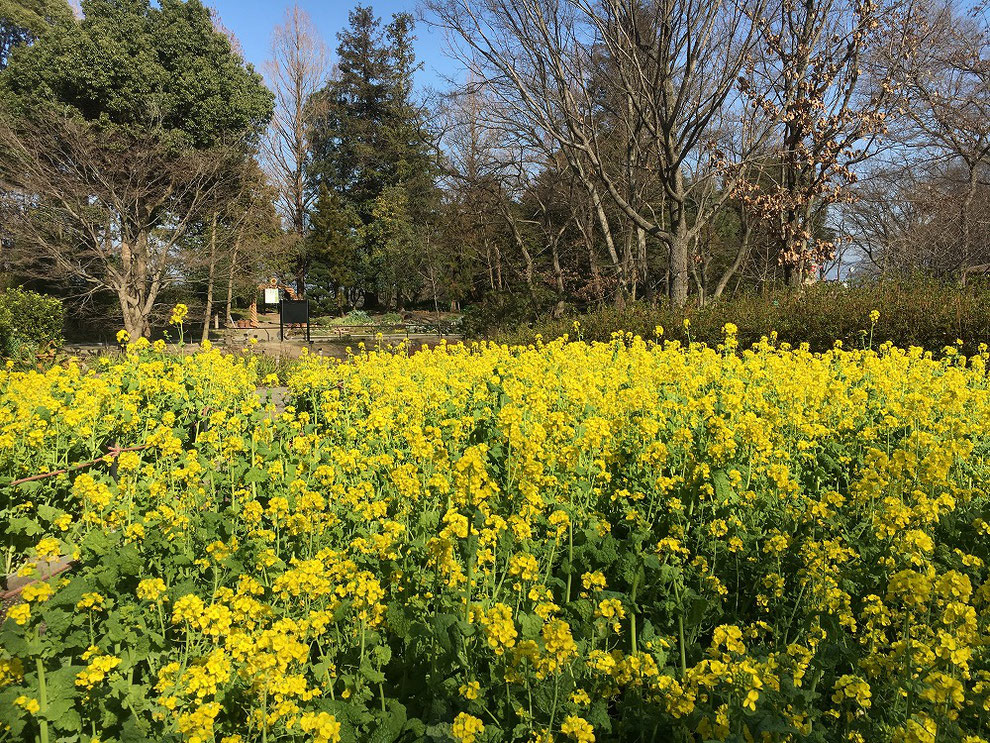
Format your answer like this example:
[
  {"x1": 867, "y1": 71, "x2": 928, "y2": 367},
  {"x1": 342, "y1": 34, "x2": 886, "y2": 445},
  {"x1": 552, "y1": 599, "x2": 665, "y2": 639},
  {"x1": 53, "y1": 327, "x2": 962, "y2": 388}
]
[
  {"x1": 464, "y1": 515, "x2": 474, "y2": 623},
  {"x1": 565, "y1": 522, "x2": 573, "y2": 603},
  {"x1": 36, "y1": 658, "x2": 49, "y2": 743},
  {"x1": 630, "y1": 571, "x2": 640, "y2": 656}
]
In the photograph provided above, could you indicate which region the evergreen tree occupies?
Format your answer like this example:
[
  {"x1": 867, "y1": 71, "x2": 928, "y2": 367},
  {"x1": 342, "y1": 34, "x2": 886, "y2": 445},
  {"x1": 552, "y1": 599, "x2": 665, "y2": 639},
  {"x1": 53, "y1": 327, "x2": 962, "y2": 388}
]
[
  {"x1": 2, "y1": 0, "x2": 272, "y2": 150},
  {"x1": 0, "y1": 0, "x2": 72, "y2": 70},
  {"x1": 305, "y1": 184, "x2": 360, "y2": 313},
  {"x1": 306, "y1": 4, "x2": 437, "y2": 308}
]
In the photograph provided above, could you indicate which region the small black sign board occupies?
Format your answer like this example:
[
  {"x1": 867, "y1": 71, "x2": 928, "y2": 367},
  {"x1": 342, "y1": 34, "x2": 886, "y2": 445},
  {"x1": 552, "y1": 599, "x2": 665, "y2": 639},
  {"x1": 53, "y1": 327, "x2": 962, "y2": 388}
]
[{"x1": 279, "y1": 299, "x2": 311, "y2": 342}]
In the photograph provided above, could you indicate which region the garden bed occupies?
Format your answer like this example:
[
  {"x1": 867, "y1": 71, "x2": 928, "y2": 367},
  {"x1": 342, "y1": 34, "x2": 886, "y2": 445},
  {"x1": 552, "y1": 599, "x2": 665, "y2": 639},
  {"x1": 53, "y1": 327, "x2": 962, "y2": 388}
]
[{"x1": 1, "y1": 334, "x2": 988, "y2": 742}]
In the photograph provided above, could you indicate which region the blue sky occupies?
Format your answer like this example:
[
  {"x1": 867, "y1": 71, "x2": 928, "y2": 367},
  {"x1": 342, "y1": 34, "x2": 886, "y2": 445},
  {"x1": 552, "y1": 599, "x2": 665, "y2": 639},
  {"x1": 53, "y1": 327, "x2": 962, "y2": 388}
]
[{"x1": 207, "y1": 1, "x2": 459, "y2": 93}]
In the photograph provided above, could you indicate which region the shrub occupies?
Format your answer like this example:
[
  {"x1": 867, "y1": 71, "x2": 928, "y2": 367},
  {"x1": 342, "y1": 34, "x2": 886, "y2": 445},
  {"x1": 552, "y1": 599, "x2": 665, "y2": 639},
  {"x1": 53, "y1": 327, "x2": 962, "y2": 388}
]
[
  {"x1": 461, "y1": 286, "x2": 563, "y2": 337},
  {"x1": 488, "y1": 280, "x2": 990, "y2": 353},
  {"x1": 0, "y1": 288, "x2": 64, "y2": 357}
]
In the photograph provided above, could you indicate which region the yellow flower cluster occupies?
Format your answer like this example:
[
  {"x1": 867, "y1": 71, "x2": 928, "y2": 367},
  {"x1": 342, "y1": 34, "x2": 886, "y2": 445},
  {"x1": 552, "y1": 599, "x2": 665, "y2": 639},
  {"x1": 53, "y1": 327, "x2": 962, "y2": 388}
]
[{"x1": 1, "y1": 334, "x2": 989, "y2": 743}]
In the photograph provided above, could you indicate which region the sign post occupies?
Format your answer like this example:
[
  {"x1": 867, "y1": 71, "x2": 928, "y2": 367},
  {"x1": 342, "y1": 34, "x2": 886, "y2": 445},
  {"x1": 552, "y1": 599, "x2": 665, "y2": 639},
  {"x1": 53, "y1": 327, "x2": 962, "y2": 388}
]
[{"x1": 279, "y1": 299, "x2": 310, "y2": 342}]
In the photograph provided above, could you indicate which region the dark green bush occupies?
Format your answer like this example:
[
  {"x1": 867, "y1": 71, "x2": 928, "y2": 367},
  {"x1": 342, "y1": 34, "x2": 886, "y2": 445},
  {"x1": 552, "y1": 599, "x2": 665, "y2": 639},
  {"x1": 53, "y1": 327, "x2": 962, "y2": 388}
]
[
  {"x1": 486, "y1": 281, "x2": 990, "y2": 354},
  {"x1": 0, "y1": 288, "x2": 65, "y2": 357},
  {"x1": 461, "y1": 286, "x2": 564, "y2": 338}
]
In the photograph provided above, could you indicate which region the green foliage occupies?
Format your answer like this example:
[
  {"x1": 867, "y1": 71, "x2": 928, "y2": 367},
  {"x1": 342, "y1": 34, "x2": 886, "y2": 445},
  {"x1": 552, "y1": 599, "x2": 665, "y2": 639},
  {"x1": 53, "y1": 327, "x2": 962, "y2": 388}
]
[
  {"x1": 313, "y1": 310, "x2": 404, "y2": 328},
  {"x1": 1, "y1": 0, "x2": 273, "y2": 149},
  {"x1": 305, "y1": 184, "x2": 362, "y2": 314},
  {"x1": 364, "y1": 185, "x2": 420, "y2": 301},
  {"x1": 461, "y1": 286, "x2": 566, "y2": 338},
  {"x1": 489, "y1": 280, "x2": 990, "y2": 353},
  {"x1": 0, "y1": 0, "x2": 72, "y2": 69},
  {"x1": 250, "y1": 350, "x2": 298, "y2": 386},
  {"x1": 306, "y1": 5, "x2": 437, "y2": 306},
  {"x1": 0, "y1": 287, "x2": 63, "y2": 356}
]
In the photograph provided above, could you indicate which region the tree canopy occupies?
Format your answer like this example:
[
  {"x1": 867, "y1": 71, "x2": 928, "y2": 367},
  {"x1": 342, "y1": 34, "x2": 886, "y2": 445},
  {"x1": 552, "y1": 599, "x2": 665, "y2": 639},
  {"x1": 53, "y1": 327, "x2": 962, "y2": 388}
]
[
  {"x1": 305, "y1": 4, "x2": 437, "y2": 307},
  {"x1": 0, "y1": 0, "x2": 274, "y2": 337},
  {"x1": 0, "y1": 0, "x2": 72, "y2": 69},
  {"x1": 1, "y1": 0, "x2": 272, "y2": 149}
]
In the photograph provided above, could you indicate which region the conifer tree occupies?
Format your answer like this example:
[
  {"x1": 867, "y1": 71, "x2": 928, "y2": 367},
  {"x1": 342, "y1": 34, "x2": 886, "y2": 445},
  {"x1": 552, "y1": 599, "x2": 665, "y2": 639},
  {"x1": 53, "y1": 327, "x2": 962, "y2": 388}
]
[{"x1": 307, "y1": 4, "x2": 437, "y2": 308}]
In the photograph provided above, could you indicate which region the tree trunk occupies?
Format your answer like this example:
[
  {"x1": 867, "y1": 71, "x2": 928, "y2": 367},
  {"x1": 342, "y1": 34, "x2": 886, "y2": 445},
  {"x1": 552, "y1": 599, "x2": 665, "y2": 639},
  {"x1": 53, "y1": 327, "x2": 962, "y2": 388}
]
[
  {"x1": 713, "y1": 219, "x2": 752, "y2": 300},
  {"x1": 636, "y1": 226, "x2": 648, "y2": 295},
  {"x1": 584, "y1": 222, "x2": 604, "y2": 301},
  {"x1": 295, "y1": 260, "x2": 307, "y2": 297},
  {"x1": 551, "y1": 236, "x2": 565, "y2": 294},
  {"x1": 118, "y1": 228, "x2": 159, "y2": 338},
  {"x1": 484, "y1": 239, "x2": 496, "y2": 291},
  {"x1": 578, "y1": 171, "x2": 623, "y2": 297},
  {"x1": 669, "y1": 221, "x2": 689, "y2": 305},
  {"x1": 225, "y1": 237, "x2": 240, "y2": 327},
  {"x1": 494, "y1": 239, "x2": 503, "y2": 291},
  {"x1": 507, "y1": 218, "x2": 534, "y2": 289},
  {"x1": 961, "y1": 163, "x2": 978, "y2": 271},
  {"x1": 202, "y1": 215, "x2": 218, "y2": 344},
  {"x1": 668, "y1": 165, "x2": 690, "y2": 308},
  {"x1": 120, "y1": 291, "x2": 149, "y2": 339}
]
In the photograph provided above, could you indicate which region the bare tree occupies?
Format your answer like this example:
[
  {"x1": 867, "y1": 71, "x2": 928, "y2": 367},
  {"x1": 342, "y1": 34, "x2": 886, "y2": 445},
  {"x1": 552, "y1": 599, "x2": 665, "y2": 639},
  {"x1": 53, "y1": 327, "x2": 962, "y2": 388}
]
[
  {"x1": 834, "y1": 0, "x2": 990, "y2": 278},
  {"x1": 263, "y1": 5, "x2": 330, "y2": 293},
  {"x1": 193, "y1": 159, "x2": 280, "y2": 342},
  {"x1": 742, "y1": 0, "x2": 917, "y2": 285},
  {"x1": 439, "y1": 84, "x2": 514, "y2": 293},
  {"x1": 890, "y1": 0, "x2": 990, "y2": 272},
  {"x1": 426, "y1": 0, "x2": 769, "y2": 306},
  {"x1": 0, "y1": 113, "x2": 237, "y2": 336}
]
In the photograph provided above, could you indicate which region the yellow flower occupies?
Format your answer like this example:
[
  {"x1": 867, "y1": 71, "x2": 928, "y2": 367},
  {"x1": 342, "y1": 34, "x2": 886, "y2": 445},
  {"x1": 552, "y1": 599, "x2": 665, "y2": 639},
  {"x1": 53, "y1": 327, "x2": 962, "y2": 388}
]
[
  {"x1": 452, "y1": 712, "x2": 484, "y2": 743},
  {"x1": 14, "y1": 695, "x2": 40, "y2": 715},
  {"x1": 35, "y1": 537, "x2": 61, "y2": 558},
  {"x1": 832, "y1": 674, "x2": 872, "y2": 709},
  {"x1": 299, "y1": 711, "x2": 342, "y2": 743},
  {"x1": 870, "y1": 309, "x2": 880, "y2": 324},
  {"x1": 76, "y1": 592, "x2": 106, "y2": 612},
  {"x1": 595, "y1": 598, "x2": 625, "y2": 632},
  {"x1": 509, "y1": 552, "x2": 541, "y2": 582},
  {"x1": 7, "y1": 603, "x2": 30, "y2": 625},
  {"x1": 137, "y1": 578, "x2": 167, "y2": 602},
  {"x1": 116, "y1": 329, "x2": 130, "y2": 344},
  {"x1": 581, "y1": 571, "x2": 606, "y2": 593},
  {"x1": 169, "y1": 303, "x2": 189, "y2": 325},
  {"x1": 75, "y1": 653, "x2": 122, "y2": 689},
  {"x1": 571, "y1": 689, "x2": 591, "y2": 705},
  {"x1": 21, "y1": 582, "x2": 54, "y2": 603},
  {"x1": 561, "y1": 715, "x2": 595, "y2": 743}
]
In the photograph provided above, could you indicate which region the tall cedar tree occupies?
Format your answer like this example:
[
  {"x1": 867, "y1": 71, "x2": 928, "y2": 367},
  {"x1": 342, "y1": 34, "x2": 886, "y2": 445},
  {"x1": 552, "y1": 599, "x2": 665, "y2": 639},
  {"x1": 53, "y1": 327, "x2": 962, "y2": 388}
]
[{"x1": 307, "y1": 5, "x2": 436, "y2": 309}]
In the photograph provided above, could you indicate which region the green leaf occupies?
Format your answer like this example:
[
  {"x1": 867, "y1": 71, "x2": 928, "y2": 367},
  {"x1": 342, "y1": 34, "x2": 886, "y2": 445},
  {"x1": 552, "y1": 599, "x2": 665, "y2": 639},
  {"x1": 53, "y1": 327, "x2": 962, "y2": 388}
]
[
  {"x1": 712, "y1": 468, "x2": 732, "y2": 501},
  {"x1": 43, "y1": 664, "x2": 82, "y2": 731},
  {"x1": 8, "y1": 515, "x2": 42, "y2": 536},
  {"x1": 517, "y1": 612, "x2": 542, "y2": 640},
  {"x1": 367, "y1": 700, "x2": 407, "y2": 743}
]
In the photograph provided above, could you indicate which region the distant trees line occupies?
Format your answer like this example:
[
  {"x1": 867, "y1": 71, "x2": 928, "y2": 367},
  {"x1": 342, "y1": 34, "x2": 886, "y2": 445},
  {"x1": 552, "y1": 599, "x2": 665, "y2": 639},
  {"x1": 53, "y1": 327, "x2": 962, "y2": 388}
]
[{"x1": 0, "y1": 0, "x2": 987, "y2": 336}]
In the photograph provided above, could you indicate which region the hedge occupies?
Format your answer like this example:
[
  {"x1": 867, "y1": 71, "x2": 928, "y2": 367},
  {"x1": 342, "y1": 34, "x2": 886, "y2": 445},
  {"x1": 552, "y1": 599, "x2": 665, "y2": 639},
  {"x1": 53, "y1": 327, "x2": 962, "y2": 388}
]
[
  {"x1": 487, "y1": 281, "x2": 990, "y2": 354},
  {"x1": 0, "y1": 288, "x2": 64, "y2": 357}
]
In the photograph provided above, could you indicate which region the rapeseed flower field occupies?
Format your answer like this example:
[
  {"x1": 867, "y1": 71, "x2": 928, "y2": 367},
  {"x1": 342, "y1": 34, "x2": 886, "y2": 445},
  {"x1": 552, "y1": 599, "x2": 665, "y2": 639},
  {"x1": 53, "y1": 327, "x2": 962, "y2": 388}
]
[{"x1": 1, "y1": 329, "x2": 989, "y2": 743}]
